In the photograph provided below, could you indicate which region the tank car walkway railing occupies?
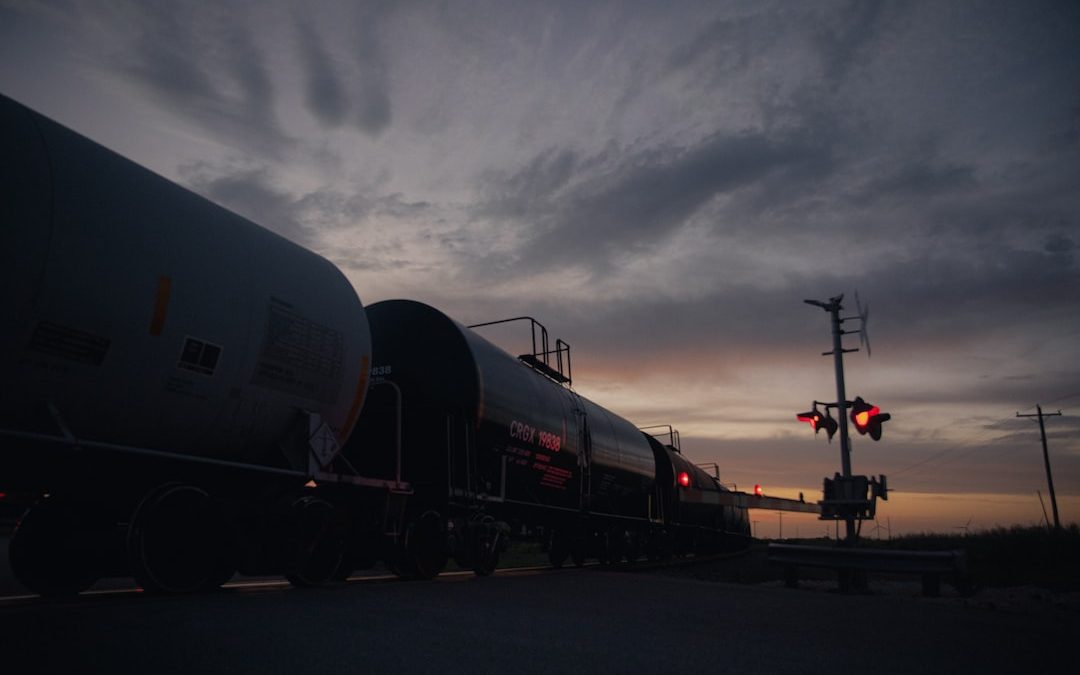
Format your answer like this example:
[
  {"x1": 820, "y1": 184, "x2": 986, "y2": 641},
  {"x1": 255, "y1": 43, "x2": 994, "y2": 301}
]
[
  {"x1": 639, "y1": 425, "x2": 680, "y2": 452},
  {"x1": 767, "y1": 543, "x2": 969, "y2": 597},
  {"x1": 468, "y1": 316, "x2": 572, "y2": 386}
]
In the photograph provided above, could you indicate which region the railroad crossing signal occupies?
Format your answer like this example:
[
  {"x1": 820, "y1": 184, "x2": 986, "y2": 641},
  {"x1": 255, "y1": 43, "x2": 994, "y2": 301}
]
[
  {"x1": 796, "y1": 406, "x2": 838, "y2": 441},
  {"x1": 802, "y1": 293, "x2": 889, "y2": 544},
  {"x1": 849, "y1": 396, "x2": 891, "y2": 440}
]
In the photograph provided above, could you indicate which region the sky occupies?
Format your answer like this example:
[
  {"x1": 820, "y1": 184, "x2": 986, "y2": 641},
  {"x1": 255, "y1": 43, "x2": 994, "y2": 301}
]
[{"x1": 2, "y1": 0, "x2": 1078, "y2": 536}]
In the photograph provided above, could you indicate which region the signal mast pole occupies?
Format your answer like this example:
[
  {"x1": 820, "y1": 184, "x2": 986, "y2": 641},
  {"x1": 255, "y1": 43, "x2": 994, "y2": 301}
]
[{"x1": 805, "y1": 295, "x2": 859, "y2": 543}]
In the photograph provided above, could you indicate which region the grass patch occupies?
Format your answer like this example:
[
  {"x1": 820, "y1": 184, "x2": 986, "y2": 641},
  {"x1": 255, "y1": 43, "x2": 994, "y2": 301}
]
[{"x1": 853, "y1": 524, "x2": 1080, "y2": 591}]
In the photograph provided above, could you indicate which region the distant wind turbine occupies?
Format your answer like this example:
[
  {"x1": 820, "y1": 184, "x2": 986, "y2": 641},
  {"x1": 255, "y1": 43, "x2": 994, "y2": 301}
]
[
  {"x1": 954, "y1": 518, "x2": 973, "y2": 536},
  {"x1": 870, "y1": 519, "x2": 886, "y2": 540}
]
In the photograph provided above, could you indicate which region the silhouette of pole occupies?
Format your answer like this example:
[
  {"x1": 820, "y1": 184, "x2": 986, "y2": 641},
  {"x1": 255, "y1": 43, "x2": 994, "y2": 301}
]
[
  {"x1": 805, "y1": 295, "x2": 860, "y2": 543},
  {"x1": 1037, "y1": 490, "x2": 1051, "y2": 531},
  {"x1": 1017, "y1": 405, "x2": 1062, "y2": 530}
]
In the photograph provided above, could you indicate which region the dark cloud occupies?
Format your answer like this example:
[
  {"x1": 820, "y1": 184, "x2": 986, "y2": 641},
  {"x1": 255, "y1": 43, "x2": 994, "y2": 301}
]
[
  {"x1": 663, "y1": 8, "x2": 790, "y2": 89},
  {"x1": 351, "y1": 21, "x2": 391, "y2": 135},
  {"x1": 1045, "y1": 233, "x2": 1075, "y2": 254},
  {"x1": 811, "y1": 0, "x2": 889, "y2": 88},
  {"x1": 860, "y1": 244, "x2": 1080, "y2": 344},
  {"x1": 666, "y1": 12, "x2": 758, "y2": 74},
  {"x1": 481, "y1": 128, "x2": 834, "y2": 273},
  {"x1": 890, "y1": 370, "x2": 1080, "y2": 411},
  {"x1": 180, "y1": 160, "x2": 434, "y2": 272},
  {"x1": 295, "y1": 17, "x2": 349, "y2": 128},
  {"x1": 113, "y1": 3, "x2": 291, "y2": 154},
  {"x1": 294, "y1": 6, "x2": 393, "y2": 136},
  {"x1": 182, "y1": 164, "x2": 315, "y2": 247},
  {"x1": 585, "y1": 241, "x2": 1079, "y2": 357},
  {"x1": 855, "y1": 159, "x2": 977, "y2": 204},
  {"x1": 662, "y1": 2, "x2": 891, "y2": 100}
]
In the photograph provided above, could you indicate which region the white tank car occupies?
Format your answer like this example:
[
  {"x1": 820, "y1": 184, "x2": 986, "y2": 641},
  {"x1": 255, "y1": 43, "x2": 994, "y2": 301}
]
[{"x1": 0, "y1": 93, "x2": 372, "y2": 465}]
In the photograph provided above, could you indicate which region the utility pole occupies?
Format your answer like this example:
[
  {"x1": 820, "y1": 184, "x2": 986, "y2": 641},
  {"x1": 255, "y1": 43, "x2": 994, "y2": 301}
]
[
  {"x1": 1017, "y1": 405, "x2": 1063, "y2": 530},
  {"x1": 805, "y1": 295, "x2": 860, "y2": 542}
]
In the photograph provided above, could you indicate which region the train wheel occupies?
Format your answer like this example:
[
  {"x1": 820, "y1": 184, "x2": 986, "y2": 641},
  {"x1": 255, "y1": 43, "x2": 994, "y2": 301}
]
[
  {"x1": 9, "y1": 497, "x2": 101, "y2": 597},
  {"x1": 596, "y1": 531, "x2": 614, "y2": 566},
  {"x1": 128, "y1": 483, "x2": 230, "y2": 594},
  {"x1": 608, "y1": 528, "x2": 629, "y2": 564},
  {"x1": 406, "y1": 511, "x2": 449, "y2": 580},
  {"x1": 548, "y1": 531, "x2": 569, "y2": 569},
  {"x1": 284, "y1": 496, "x2": 345, "y2": 587},
  {"x1": 203, "y1": 557, "x2": 238, "y2": 591},
  {"x1": 472, "y1": 516, "x2": 501, "y2": 577},
  {"x1": 386, "y1": 556, "x2": 415, "y2": 578},
  {"x1": 644, "y1": 533, "x2": 659, "y2": 562},
  {"x1": 336, "y1": 526, "x2": 381, "y2": 580},
  {"x1": 571, "y1": 538, "x2": 587, "y2": 567},
  {"x1": 624, "y1": 533, "x2": 642, "y2": 565}
]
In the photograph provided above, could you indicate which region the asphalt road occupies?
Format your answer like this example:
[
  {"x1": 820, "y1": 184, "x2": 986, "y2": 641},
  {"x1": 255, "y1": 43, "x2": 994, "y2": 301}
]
[{"x1": 1, "y1": 555, "x2": 1074, "y2": 675}]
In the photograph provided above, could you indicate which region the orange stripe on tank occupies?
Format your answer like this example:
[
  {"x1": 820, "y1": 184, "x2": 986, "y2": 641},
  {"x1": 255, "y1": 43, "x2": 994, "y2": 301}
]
[
  {"x1": 148, "y1": 275, "x2": 172, "y2": 335},
  {"x1": 340, "y1": 355, "x2": 370, "y2": 443}
]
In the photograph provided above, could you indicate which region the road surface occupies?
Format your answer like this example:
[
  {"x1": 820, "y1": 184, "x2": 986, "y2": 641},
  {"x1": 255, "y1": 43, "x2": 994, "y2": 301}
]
[{"x1": 1, "y1": 549, "x2": 1074, "y2": 674}]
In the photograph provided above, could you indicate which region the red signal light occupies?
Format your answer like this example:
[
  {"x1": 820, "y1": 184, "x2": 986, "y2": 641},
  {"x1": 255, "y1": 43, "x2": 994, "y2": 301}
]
[
  {"x1": 797, "y1": 410, "x2": 822, "y2": 430},
  {"x1": 854, "y1": 405, "x2": 878, "y2": 428},
  {"x1": 678, "y1": 471, "x2": 691, "y2": 488},
  {"x1": 798, "y1": 406, "x2": 838, "y2": 441},
  {"x1": 850, "y1": 396, "x2": 887, "y2": 437},
  {"x1": 754, "y1": 484, "x2": 763, "y2": 497},
  {"x1": 849, "y1": 396, "x2": 891, "y2": 440}
]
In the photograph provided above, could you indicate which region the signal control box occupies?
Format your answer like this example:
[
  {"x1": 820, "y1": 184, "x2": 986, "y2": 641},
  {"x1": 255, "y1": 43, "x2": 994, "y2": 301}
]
[{"x1": 819, "y1": 474, "x2": 887, "y2": 520}]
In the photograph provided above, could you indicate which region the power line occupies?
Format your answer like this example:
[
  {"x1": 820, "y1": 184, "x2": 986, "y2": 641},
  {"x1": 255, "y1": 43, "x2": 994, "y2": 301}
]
[
  {"x1": 1042, "y1": 390, "x2": 1080, "y2": 407},
  {"x1": 1016, "y1": 390, "x2": 1080, "y2": 412},
  {"x1": 890, "y1": 426, "x2": 1007, "y2": 478},
  {"x1": 891, "y1": 393, "x2": 1076, "y2": 479}
]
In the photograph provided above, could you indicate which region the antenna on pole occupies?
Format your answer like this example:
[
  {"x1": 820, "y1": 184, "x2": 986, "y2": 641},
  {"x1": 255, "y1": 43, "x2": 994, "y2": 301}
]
[{"x1": 855, "y1": 290, "x2": 871, "y2": 358}]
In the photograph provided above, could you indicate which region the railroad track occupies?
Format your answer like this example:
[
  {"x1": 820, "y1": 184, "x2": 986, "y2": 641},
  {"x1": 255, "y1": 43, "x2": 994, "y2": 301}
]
[{"x1": 0, "y1": 544, "x2": 761, "y2": 607}]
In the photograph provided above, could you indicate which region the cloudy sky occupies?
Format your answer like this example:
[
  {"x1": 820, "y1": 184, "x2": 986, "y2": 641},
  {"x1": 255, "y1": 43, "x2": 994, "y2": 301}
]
[{"x1": 3, "y1": 0, "x2": 1078, "y2": 535}]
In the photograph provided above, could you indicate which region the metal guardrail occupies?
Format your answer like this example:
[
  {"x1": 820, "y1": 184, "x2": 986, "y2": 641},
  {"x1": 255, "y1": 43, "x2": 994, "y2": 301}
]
[{"x1": 767, "y1": 543, "x2": 969, "y2": 597}]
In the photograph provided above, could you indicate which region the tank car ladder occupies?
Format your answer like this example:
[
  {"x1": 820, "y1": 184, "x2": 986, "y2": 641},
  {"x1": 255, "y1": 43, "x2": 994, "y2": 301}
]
[{"x1": 570, "y1": 394, "x2": 592, "y2": 514}]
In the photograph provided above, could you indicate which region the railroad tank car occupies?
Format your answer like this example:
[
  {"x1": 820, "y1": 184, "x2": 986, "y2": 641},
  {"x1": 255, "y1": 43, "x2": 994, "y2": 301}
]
[
  {"x1": 1, "y1": 92, "x2": 763, "y2": 597},
  {"x1": 649, "y1": 439, "x2": 751, "y2": 553},
  {"x1": 0, "y1": 93, "x2": 382, "y2": 596},
  {"x1": 0, "y1": 92, "x2": 372, "y2": 464},
  {"x1": 343, "y1": 300, "x2": 663, "y2": 574}
]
